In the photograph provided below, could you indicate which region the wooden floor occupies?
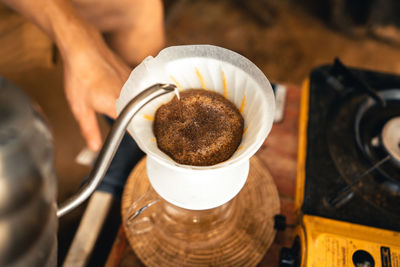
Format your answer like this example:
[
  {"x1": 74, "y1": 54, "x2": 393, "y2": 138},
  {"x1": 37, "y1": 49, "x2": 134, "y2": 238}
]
[{"x1": 1, "y1": 0, "x2": 400, "y2": 265}]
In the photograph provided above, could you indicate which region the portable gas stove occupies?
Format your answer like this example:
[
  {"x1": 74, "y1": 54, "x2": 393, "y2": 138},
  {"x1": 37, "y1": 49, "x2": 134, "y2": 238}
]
[{"x1": 280, "y1": 59, "x2": 400, "y2": 267}]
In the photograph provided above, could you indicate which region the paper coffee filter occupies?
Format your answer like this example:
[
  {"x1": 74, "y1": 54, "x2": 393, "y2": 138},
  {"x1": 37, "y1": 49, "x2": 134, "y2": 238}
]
[{"x1": 116, "y1": 45, "x2": 275, "y2": 169}]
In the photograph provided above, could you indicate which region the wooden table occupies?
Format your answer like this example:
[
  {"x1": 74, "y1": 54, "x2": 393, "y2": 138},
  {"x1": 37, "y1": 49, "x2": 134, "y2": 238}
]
[{"x1": 105, "y1": 84, "x2": 301, "y2": 267}]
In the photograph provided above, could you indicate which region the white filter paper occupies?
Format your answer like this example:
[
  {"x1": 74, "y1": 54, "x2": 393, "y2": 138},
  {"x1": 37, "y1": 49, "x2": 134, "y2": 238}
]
[{"x1": 116, "y1": 45, "x2": 275, "y2": 170}]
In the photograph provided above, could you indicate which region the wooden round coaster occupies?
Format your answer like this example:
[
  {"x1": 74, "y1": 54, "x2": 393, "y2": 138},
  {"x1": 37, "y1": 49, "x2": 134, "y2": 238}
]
[{"x1": 121, "y1": 156, "x2": 280, "y2": 267}]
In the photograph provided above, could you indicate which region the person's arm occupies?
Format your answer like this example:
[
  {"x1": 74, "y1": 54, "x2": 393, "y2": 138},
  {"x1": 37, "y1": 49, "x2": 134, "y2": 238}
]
[{"x1": 2, "y1": 0, "x2": 130, "y2": 151}]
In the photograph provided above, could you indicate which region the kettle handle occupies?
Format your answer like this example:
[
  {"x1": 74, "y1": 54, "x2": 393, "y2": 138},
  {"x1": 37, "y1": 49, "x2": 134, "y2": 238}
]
[{"x1": 57, "y1": 83, "x2": 177, "y2": 217}]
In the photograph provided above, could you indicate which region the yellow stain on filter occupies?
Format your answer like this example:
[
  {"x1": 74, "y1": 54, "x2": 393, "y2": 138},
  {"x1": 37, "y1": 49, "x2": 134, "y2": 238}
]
[
  {"x1": 195, "y1": 68, "x2": 206, "y2": 89},
  {"x1": 239, "y1": 95, "x2": 246, "y2": 113},
  {"x1": 221, "y1": 70, "x2": 228, "y2": 98},
  {"x1": 151, "y1": 138, "x2": 156, "y2": 143},
  {"x1": 237, "y1": 145, "x2": 244, "y2": 151},
  {"x1": 143, "y1": 114, "x2": 154, "y2": 121},
  {"x1": 243, "y1": 126, "x2": 248, "y2": 136},
  {"x1": 169, "y1": 75, "x2": 183, "y2": 91}
]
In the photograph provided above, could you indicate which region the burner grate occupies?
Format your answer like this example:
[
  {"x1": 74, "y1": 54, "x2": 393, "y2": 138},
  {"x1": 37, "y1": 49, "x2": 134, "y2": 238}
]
[
  {"x1": 354, "y1": 89, "x2": 400, "y2": 186},
  {"x1": 302, "y1": 64, "x2": 400, "y2": 232}
]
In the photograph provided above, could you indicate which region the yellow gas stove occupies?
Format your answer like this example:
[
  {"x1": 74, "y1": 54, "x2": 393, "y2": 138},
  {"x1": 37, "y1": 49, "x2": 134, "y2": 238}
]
[{"x1": 281, "y1": 60, "x2": 400, "y2": 267}]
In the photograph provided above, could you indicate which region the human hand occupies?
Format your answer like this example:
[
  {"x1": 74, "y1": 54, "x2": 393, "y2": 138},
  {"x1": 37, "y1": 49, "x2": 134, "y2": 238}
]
[
  {"x1": 62, "y1": 29, "x2": 130, "y2": 151},
  {"x1": 1, "y1": 0, "x2": 162, "y2": 151}
]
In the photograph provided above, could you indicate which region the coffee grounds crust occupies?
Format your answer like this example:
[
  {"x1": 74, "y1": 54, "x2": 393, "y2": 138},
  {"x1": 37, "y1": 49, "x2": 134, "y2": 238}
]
[{"x1": 153, "y1": 89, "x2": 244, "y2": 166}]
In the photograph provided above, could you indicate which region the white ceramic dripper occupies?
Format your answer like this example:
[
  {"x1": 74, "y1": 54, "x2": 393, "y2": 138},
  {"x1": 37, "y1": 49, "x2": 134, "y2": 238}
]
[{"x1": 117, "y1": 45, "x2": 275, "y2": 210}]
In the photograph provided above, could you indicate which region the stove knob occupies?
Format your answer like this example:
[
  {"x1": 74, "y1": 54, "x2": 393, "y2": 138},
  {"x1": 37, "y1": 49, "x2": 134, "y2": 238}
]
[{"x1": 279, "y1": 237, "x2": 300, "y2": 267}]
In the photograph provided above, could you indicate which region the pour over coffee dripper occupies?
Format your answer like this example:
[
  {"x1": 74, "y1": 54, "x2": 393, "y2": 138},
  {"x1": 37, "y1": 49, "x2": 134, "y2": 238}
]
[
  {"x1": 116, "y1": 45, "x2": 275, "y2": 211},
  {"x1": 116, "y1": 45, "x2": 278, "y2": 266}
]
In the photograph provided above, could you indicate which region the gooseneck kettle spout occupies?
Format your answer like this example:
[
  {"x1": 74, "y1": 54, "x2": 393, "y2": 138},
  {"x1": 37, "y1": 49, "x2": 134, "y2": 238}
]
[{"x1": 57, "y1": 83, "x2": 177, "y2": 217}]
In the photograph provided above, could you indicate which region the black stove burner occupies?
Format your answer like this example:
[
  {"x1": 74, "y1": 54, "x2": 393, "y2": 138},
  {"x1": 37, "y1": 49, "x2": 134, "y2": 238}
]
[
  {"x1": 303, "y1": 63, "x2": 400, "y2": 232},
  {"x1": 327, "y1": 90, "x2": 400, "y2": 216},
  {"x1": 354, "y1": 89, "x2": 400, "y2": 186}
]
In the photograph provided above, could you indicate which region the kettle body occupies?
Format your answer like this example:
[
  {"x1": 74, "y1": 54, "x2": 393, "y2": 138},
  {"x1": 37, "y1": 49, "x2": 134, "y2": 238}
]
[
  {"x1": 0, "y1": 78, "x2": 176, "y2": 266},
  {"x1": 0, "y1": 77, "x2": 57, "y2": 267}
]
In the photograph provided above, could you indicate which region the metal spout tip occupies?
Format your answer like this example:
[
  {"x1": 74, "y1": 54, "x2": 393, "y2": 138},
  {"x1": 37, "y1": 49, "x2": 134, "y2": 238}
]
[{"x1": 160, "y1": 83, "x2": 178, "y2": 91}]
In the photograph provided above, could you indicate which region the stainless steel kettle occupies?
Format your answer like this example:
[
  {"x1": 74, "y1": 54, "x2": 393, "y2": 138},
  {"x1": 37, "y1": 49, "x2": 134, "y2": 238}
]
[
  {"x1": 0, "y1": 77, "x2": 58, "y2": 267},
  {"x1": 0, "y1": 77, "x2": 176, "y2": 267}
]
